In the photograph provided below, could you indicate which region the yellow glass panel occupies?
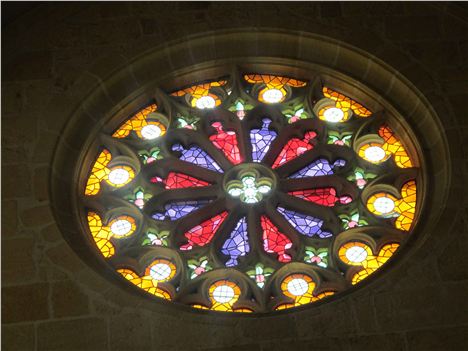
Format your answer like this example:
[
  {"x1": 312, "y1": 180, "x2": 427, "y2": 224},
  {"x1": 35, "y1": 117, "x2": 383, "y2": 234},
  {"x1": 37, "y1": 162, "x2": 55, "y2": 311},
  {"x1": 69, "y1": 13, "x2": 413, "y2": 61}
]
[
  {"x1": 367, "y1": 180, "x2": 417, "y2": 231},
  {"x1": 85, "y1": 150, "x2": 135, "y2": 195},
  {"x1": 87, "y1": 212, "x2": 138, "y2": 258},
  {"x1": 85, "y1": 150, "x2": 112, "y2": 195},
  {"x1": 338, "y1": 241, "x2": 400, "y2": 285},
  {"x1": 208, "y1": 280, "x2": 242, "y2": 312},
  {"x1": 117, "y1": 267, "x2": 171, "y2": 300},
  {"x1": 144, "y1": 259, "x2": 177, "y2": 282},
  {"x1": 87, "y1": 212, "x2": 114, "y2": 258}
]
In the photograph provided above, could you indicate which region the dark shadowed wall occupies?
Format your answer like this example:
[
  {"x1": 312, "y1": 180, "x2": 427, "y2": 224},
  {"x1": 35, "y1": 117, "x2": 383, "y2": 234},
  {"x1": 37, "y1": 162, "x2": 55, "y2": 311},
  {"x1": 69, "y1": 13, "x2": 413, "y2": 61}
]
[{"x1": 2, "y1": 2, "x2": 467, "y2": 351}]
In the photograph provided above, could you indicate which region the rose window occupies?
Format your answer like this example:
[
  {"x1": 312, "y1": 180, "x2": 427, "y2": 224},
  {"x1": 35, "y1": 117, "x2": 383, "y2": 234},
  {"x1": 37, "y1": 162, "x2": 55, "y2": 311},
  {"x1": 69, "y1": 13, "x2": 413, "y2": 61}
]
[{"x1": 80, "y1": 72, "x2": 420, "y2": 313}]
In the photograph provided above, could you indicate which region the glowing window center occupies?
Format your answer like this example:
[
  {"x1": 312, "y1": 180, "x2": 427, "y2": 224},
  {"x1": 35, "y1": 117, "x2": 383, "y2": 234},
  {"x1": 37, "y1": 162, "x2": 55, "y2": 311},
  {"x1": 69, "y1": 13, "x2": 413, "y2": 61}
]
[
  {"x1": 196, "y1": 96, "x2": 216, "y2": 109},
  {"x1": 345, "y1": 246, "x2": 368, "y2": 263},
  {"x1": 323, "y1": 107, "x2": 345, "y2": 122},
  {"x1": 212, "y1": 285, "x2": 235, "y2": 303},
  {"x1": 149, "y1": 263, "x2": 172, "y2": 281},
  {"x1": 141, "y1": 124, "x2": 162, "y2": 140},
  {"x1": 108, "y1": 168, "x2": 130, "y2": 185},
  {"x1": 110, "y1": 219, "x2": 132, "y2": 236},
  {"x1": 364, "y1": 146, "x2": 386, "y2": 162},
  {"x1": 262, "y1": 89, "x2": 284, "y2": 103},
  {"x1": 373, "y1": 196, "x2": 395, "y2": 213},
  {"x1": 227, "y1": 175, "x2": 273, "y2": 204},
  {"x1": 287, "y1": 278, "x2": 309, "y2": 296}
]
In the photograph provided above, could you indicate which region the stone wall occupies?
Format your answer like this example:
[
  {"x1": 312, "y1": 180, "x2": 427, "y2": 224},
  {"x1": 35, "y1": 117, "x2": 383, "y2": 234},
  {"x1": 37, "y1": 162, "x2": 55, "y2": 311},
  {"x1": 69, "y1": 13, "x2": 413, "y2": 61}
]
[{"x1": 2, "y1": 2, "x2": 467, "y2": 351}]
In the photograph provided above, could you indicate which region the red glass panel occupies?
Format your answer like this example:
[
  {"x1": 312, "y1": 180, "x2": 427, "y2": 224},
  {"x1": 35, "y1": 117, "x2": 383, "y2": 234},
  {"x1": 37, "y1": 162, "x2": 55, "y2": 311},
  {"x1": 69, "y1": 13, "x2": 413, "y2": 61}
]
[
  {"x1": 271, "y1": 131, "x2": 316, "y2": 168},
  {"x1": 180, "y1": 211, "x2": 229, "y2": 250},
  {"x1": 209, "y1": 122, "x2": 243, "y2": 165},
  {"x1": 151, "y1": 172, "x2": 211, "y2": 189},
  {"x1": 260, "y1": 216, "x2": 292, "y2": 262},
  {"x1": 289, "y1": 188, "x2": 352, "y2": 206}
]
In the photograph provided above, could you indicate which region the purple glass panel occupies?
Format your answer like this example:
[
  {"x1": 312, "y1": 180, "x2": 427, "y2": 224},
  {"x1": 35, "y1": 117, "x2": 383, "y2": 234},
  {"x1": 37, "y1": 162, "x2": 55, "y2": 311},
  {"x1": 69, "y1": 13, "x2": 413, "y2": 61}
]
[
  {"x1": 221, "y1": 217, "x2": 250, "y2": 267},
  {"x1": 289, "y1": 158, "x2": 346, "y2": 178},
  {"x1": 172, "y1": 144, "x2": 223, "y2": 172},
  {"x1": 152, "y1": 200, "x2": 211, "y2": 221},
  {"x1": 250, "y1": 118, "x2": 277, "y2": 162},
  {"x1": 277, "y1": 206, "x2": 332, "y2": 238}
]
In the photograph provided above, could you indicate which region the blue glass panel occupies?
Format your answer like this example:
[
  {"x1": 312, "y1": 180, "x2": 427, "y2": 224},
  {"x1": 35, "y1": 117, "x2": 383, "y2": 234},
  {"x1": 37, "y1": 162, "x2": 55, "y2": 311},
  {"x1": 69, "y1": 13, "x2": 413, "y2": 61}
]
[
  {"x1": 250, "y1": 118, "x2": 277, "y2": 162},
  {"x1": 152, "y1": 200, "x2": 211, "y2": 221},
  {"x1": 277, "y1": 206, "x2": 332, "y2": 238},
  {"x1": 221, "y1": 217, "x2": 250, "y2": 267},
  {"x1": 289, "y1": 158, "x2": 346, "y2": 178},
  {"x1": 172, "y1": 144, "x2": 223, "y2": 172}
]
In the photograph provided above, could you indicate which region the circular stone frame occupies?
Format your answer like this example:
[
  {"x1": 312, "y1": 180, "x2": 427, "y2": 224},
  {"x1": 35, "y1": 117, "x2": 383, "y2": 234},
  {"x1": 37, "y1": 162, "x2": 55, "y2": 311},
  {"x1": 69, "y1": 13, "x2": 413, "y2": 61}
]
[{"x1": 50, "y1": 29, "x2": 450, "y2": 316}]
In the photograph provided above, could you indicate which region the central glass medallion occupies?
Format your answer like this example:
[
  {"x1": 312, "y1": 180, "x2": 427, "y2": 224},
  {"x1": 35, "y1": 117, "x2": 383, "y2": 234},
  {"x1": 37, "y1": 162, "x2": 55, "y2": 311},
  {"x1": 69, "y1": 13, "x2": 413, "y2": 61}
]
[{"x1": 224, "y1": 164, "x2": 276, "y2": 204}]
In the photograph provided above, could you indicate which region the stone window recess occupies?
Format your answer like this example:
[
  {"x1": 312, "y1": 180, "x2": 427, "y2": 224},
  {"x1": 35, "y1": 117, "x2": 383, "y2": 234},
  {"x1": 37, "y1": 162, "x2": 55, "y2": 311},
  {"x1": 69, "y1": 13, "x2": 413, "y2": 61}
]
[{"x1": 76, "y1": 69, "x2": 422, "y2": 314}]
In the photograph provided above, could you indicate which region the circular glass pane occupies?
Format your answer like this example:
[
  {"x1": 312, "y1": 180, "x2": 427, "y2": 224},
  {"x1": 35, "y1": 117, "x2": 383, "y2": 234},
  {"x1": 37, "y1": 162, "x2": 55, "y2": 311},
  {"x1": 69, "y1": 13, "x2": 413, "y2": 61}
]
[
  {"x1": 323, "y1": 107, "x2": 345, "y2": 122},
  {"x1": 110, "y1": 219, "x2": 132, "y2": 236},
  {"x1": 108, "y1": 168, "x2": 130, "y2": 185},
  {"x1": 364, "y1": 146, "x2": 386, "y2": 162},
  {"x1": 212, "y1": 285, "x2": 235, "y2": 303},
  {"x1": 79, "y1": 72, "x2": 421, "y2": 313},
  {"x1": 141, "y1": 124, "x2": 162, "y2": 140},
  {"x1": 287, "y1": 278, "x2": 309, "y2": 296},
  {"x1": 373, "y1": 196, "x2": 395, "y2": 214}
]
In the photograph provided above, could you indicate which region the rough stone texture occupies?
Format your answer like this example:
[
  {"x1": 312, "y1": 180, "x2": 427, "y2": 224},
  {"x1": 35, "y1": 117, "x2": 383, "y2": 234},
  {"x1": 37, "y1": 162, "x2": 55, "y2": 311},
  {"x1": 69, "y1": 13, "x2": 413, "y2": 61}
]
[{"x1": 2, "y1": 2, "x2": 467, "y2": 351}]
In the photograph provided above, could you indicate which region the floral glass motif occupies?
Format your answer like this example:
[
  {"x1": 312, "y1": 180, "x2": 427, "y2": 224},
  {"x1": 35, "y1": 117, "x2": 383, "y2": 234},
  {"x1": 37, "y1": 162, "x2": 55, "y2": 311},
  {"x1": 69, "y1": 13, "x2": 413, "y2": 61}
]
[
  {"x1": 187, "y1": 256, "x2": 212, "y2": 279},
  {"x1": 81, "y1": 72, "x2": 420, "y2": 313},
  {"x1": 304, "y1": 247, "x2": 328, "y2": 268},
  {"x1": 247, "y1": 263, "x2": 274, "y2": 288},
  {"x1": 142, "y1": 230, "x2": 170, "y2": 247}
]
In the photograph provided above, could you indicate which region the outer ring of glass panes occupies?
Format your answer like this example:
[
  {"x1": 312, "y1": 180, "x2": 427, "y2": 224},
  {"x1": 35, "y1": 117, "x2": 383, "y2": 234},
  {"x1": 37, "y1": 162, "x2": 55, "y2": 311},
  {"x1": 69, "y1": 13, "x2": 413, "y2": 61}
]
[{"x1": 78, "y1": 70, "x2": 422, "y2": 314}]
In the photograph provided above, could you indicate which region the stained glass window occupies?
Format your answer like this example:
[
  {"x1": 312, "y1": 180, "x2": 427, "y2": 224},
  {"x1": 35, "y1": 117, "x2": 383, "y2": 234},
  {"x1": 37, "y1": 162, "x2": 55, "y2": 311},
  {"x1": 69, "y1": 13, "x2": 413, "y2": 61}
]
[{"x1": 79, "y1": 71, "x2": 421, "y2": 313}]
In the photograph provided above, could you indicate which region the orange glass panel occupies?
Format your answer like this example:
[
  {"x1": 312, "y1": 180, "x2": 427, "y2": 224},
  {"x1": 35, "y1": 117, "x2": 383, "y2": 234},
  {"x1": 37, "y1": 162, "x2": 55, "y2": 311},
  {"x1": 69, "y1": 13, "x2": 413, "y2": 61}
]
[
  {"x1": 323, "y1": 87, "x2": 372, "y2": 117},
  {"x1": 358, "y1": 125, "x2": 413, "y2": 168},
  {"x1": 244, "y1": 74, "x2": 306, "y2": 103},
  {"x1": 378, "y1": 125, "x2": 413, "y2": 168},
  {"x1": 171, "y1": 80, "x2": 227, "y2": 108}
]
